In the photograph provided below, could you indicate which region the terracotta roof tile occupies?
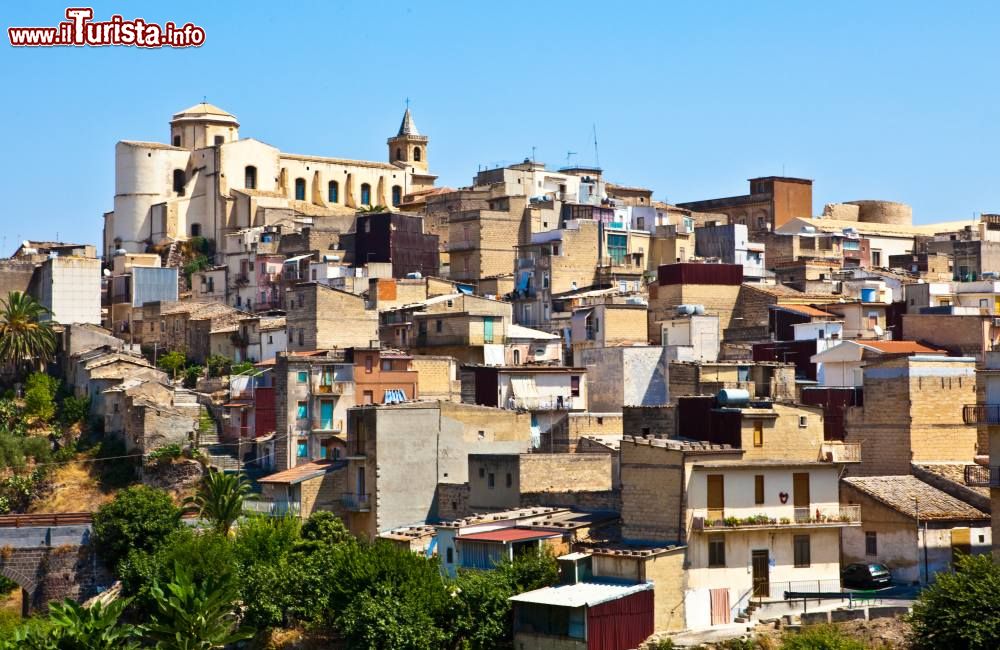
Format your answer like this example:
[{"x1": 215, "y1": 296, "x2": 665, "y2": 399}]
[
  {"x1": 859, "y1": 340, "x2": 944, "y2": 355},
  {"x1": 843, "y1": 475, "x2": 987, "y2": 520}
]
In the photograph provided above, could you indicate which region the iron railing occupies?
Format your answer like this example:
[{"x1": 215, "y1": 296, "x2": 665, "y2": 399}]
[
  {"x1": 692, "y1": 505, "x2": 861, "y2": 531},
  {"x1": 964, "y1": 464, "x2": 1000, "y2": 487},
  {"x1": 341, "y1": 493, "x2": 371, "y2": 511},
  {"x1": 963, "y1": 404, "x2": 1000, "y2": 425}
]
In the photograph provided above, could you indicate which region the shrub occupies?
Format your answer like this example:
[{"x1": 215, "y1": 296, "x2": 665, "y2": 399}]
[
  {"x1": 183, "y1": 365, "x2": 203, "y2": 389},
  {"x1": 206, "y1": 354, "x2": 233, "y2": 378},
  {"x1": 782, "y1": 624, "x2": 865, "y2": 650},
  {"x1": 92, "y1": 485, "x2": 182, "y2": 569},
  {"x1": 146, "y1": 443, "x2": 183, "y2": 465},
  {"x1": 59, "y1": 395, "x2": 90, "y2": 426},
  {"x1": 909, "y1": 553, "x2": 1000, "y2": 649},
  {"x1": 23, "y1": 372, "x2": 58, "y2": 423},
  {"x1": 230, "y1": 360, "x2": 255, "y2": 375}
]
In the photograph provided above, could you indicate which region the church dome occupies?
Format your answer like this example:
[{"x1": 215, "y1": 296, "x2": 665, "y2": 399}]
[{"x1": 171, "y1": 102, "x2": 240, "y2": 127}]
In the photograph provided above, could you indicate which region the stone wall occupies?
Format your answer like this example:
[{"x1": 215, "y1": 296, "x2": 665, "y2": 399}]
[
  {"x1": 623, "y1": 405, "x2": 677, "y2": 438},
  {"x1": 620, "y1": 438, "x2": 685, "y2": 543},
  {"x1": 0, "y1": 533, "x2": 112, "y2": 614}
]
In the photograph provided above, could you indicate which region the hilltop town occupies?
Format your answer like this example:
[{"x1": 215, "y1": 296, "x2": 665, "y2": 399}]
[{"x1": 1, "y1": 102, "x2": 998, "y2": 648}]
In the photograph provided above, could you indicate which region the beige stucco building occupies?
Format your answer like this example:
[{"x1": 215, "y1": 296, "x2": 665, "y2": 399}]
[{"x1": 103, "y1": 103, "x2": 435, "y2": 257}]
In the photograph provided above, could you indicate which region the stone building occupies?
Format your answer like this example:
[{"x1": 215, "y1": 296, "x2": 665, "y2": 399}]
[
  {"x1": 285, "y1": 283, "x2": 378, "y2": 352},
  {"x1": 103, "y1": 103, "x2": 435, "y2": 257},
  {"x1": 581, "y1": 346, "x2": 670, "y2": 413},
  {"x1": 647, "y1": 263, "x2": 744, "y2": 344},
  {"x1": 353, "y1": 211, "x2": 440, "y2": 278},
  {"x1": 466, "y1": 452, "x2": 616, "y2": 512},
  {"x1": 844, "y1": 355, "x2": 978, "y2": 476},
  {"x1": 570, "y1": 302, "x2": 648, "y2": 365},
  {"x1": 677, "y1": 176, "x2": 813, "y2": 235},
  {"x1": 30, "y1": 256, "x2": 101, "y2": 325}
]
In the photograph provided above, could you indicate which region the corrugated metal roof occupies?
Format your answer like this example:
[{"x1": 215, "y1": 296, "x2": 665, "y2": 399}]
[
  {"x1": 258, "y1": 459, "x2": 341, "y2": 485},
  {"x1": 509, "y1": 581, "x2": 653, "y2": 608},
  {"x1": 458, "y1": 528, "x2": 561, "y2": 543}
]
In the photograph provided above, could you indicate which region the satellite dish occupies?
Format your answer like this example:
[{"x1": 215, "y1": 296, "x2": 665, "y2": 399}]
[
  {"x1": 103, "y1": 268, "x2": 111, "y2": 277},
  {"x1": 873, "y1": 325, "x2": 884, "y2": 337}
]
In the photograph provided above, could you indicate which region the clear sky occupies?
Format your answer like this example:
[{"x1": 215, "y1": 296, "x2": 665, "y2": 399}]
[{"x1": 1, "y1": 1, "x2": 998, "y2": 248}]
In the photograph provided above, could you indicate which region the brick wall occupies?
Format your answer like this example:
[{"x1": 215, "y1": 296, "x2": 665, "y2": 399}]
[
  {"x1": 648, "y1": 283, "x2": 741, "y2": 344},
  {"x1": 287, "y1": 284, "x2": 377, "y2": 351},
  {"x1": 624, "y1": 405, "x2": 677, "y2": 438},
  {"x1": 620, "y1": 439, "x2": 685, "y2": 543},
  {"x1": 436, "y1": 482, "x2": 471, "y2": 520}
]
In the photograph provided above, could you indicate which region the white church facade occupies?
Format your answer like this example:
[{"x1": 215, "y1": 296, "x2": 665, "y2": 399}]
[{"x1": 102, "y1": 103, "x2": 435, "y2": 257}]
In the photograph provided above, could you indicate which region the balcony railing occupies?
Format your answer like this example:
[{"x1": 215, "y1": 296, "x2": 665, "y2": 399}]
[
  {"x1": 691, "y1": 505, "x2": 861, "y2": 532},
  {"x1": 341, "y1": 492, "x2": 371, "y2": 511},
  {"x1": 243, "y1": 500, "x2": 300, "y2": 517},
  {"x1": 505, "y1": 396, "x2": 578, "y2": 411},
  {"x1": 314, "y1": 381, "x2": 346, "y2": 395},
  {"x1": 313, "y1": 419, "x2": 344, "y2": 433},
  {"x1": 819, "y1": 442, "x2": 862, "y2": 463},
  {"x1": 963, "y1": 404, "x2": 1000, "y2": 425},
  {"x1": 964, "y1": 464, "x2": 1000, "y2": 487}
]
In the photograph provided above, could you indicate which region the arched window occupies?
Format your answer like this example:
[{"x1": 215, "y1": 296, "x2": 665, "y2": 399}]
[
  {"x1": 294, "y1": 178, "x2": 306, "y2": 201},
  {"x1": 413, "y1": 146, "x2": 422, "y2": 162},
  {"x1": 513, "y1": 349, "x2": 521, "y2": 364},
  {"x1": 395, "y1": 147, "x2": 402, "y2": 160},
  {"x1": 172, "y1": 135, "x2": 181, "y2": 147},
  {"x1": 391, "y1": 185, "x2": 402, "y2": 207},
  {"x1": 328, "y1": 181, "x2": 339, "y2": 203},
  {"x1": 190, "y1": 223, "x2": 201, "y2": 237},
  {"x1": 173, "y1": 169, "x2": 185, "y2": 195},
  {"x1": 360, "y1": 183, "x2": 371, "y2": 206},
  {"x1": 245, "y1": 166, "x2": 257, "y2": 189}
]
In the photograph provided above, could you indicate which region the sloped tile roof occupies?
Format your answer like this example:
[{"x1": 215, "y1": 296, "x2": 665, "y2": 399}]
[{"x1": 843, "y1": 475, "x2": 987, "y2": 521}]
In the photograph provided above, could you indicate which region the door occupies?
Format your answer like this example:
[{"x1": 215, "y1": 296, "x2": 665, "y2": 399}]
[
  {"x1": 357, "y1": 467, "x2": 366, "y2": 497},
  {"x1": 320, "y1": 401, "x2": 334, "y2": 430},
  {"x1": 752, "y1": 550, "x2": 770, "y2": 598},
  {"x1": 707, "y1": 475, "x2": 725, "y2": 522},
  {"x1": 793, "y1": 472, "x2": 810, "y2": 522},
  {"x1": 483, "y1": 317, "x2": 494, "y2": 343}
]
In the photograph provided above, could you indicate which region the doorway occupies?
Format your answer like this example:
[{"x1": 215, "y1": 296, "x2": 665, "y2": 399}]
[{"x1": 752, "y1": 550, "x2": 770, "y2": 598}]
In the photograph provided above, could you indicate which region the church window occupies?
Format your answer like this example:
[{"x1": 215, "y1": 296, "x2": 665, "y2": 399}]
[
  {"x1": 328, "y1": 181, "x2": 339, "y2": 203},
  {"x1": 245, "y1": 166, "x2": 257, "y2": 189},
  {"x1": 395, "y1": 147, "x2": 402, "y2": 160},
  {"x1": 190, "y1": 223, "x2": 201, "y2": 237},
  {"x1": 295, "y1": 178, "x2": 306, "y2": 201},
  {"x1": 413, "y1": 146, "x2": 422, "y2": 162},
  {"x1": 391, "y1": 185, "x2": 402, "y2": 207},
  {"x1": 172, "y1": 135, "x2": 181, "y2": 147},
  {"x1": 172, "y1": 169, "x2": 185, "y2": 195},
  {"x1": 360, "y1": 183, "x2": 372, "y2": 206},
  {"x1": 214, "y1": 135, "x2": 224, "y2": 145}
]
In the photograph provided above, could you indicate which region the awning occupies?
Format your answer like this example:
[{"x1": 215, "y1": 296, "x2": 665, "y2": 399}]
[
  {"x1": 384, "y1": 389, "x2": 406, "y2": 404},
  {"x1": 508, "y1": 376, "x2": 539, "y2": 399},
  {"x1": 283, "y1": 254, "x2": 312, "y2": 265},
  {"x1": 516, "y1": 272, "x2": 531, "y2": 291},
  {"x1": 457, "y1": 284, "x2": 474, "y2": 295}
]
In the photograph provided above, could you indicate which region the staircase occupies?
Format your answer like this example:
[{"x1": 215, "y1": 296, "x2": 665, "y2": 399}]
[{"x1": 195, "y1": 405, "x2": 241, "y2": 471}]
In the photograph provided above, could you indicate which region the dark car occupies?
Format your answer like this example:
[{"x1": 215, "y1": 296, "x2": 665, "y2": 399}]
[{"x1": 842, "y1": 563, "x2": 892, "y2": 590}]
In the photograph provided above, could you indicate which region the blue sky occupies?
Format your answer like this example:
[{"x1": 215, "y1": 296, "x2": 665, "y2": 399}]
[{"x1": 1, "y1": 1, "x2": 998, "y2": 247}]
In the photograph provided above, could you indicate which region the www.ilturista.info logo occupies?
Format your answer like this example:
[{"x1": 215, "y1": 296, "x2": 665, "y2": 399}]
[{"x1": 8, "y1": 7, "x2": 206, "y2": 48}]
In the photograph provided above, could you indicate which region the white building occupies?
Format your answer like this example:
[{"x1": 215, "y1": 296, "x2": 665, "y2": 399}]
[
  {"x1": 103, "y1": 103, "x2": 435, "y2": 257},
  {"x1": 33, "y1": 256, "x2": 101, "y2": 325}
]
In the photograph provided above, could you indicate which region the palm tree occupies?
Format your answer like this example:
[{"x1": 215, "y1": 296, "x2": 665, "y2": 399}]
[
  {"x1": 0, "y1": 291, "x2": 56, "y2": 376},
  {"x1": 185, "y1": 470, "x2": 251, "y2": 536}
]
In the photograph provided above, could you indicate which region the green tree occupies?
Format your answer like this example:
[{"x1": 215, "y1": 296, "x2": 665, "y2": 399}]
[
  {"x1": 59, "y1": 395, "x2": 90, "y2": 426},
  {"x1": 183, "y1": 365, "x2": 203, "y2": 389},
  {"x1": 23, "y1": 372, "x2": 58, "y2": 423},
  {"x1": 143, "y1": 561, "x2": 253, "y2": 649},
  {"x1": 185, "y1": 470, "x2": 250, "y2": 536},
  {"x1": 92, "y1": 485, "x2": 182, "y2": 569},
  {"x1": 205, "y1": 355, "x2": 232, "y2": 378},
  {"x1": 229, "y1": 360, "x2": 255, "y2": 375},
  {"x1": 909, "y1": 553, "x2": 1000, "y2": 650},
  {"x1": 0, "y1": 292, "x2": 56, "y2": 376},
  {"x1": 156, "y1": 351, "x2": 187, "y2": 379},
  {"x1": 299, "y1": 510, "x2": 352, "y2": 547}
]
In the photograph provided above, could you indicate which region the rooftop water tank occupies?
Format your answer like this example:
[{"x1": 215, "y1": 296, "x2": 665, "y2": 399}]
[{"x1": 716, "y1": 388, "x2": 751, "y2": 408}]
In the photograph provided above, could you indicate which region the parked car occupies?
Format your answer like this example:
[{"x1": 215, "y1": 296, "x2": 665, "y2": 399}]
[{"x1": 842, "y1": 563, "x2": 892, "y2": 589}]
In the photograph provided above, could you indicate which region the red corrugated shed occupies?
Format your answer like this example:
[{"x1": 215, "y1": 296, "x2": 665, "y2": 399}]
[
  {"x1": 586, "y1": 588, "x2": 654, "y2": 650},
  {"x1": 657, "y1": 263, "x2": 743, "y2": 286}
]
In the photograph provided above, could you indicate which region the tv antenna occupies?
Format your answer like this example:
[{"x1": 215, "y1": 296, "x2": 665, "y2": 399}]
[
  {"x1": 592, "y1": 124, "x2": 600, "y2": 168},
  {"x1": 566, "y1": 151, "x2": 577, "y2": 165}
]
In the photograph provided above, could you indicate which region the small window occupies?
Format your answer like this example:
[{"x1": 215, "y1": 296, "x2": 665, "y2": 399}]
[
  {"x1": 505, "y1": 472, "x2": 513, "y2": 488},
  {"x1": 446, "y1": 548, "x2": 453, "y2": 563},
  {"x1": 190, "y1": 223, "x2": 201, "y2": 237},
  {"x1": 753, "y1": 420, "x2": 763, "y2": 447},
  {"x1": 395, "y1": 147, "x2": 402, "y2": 160},
  {"x1": 297, "y1": 401, "x2": 307, "y2": 419},
  {"x1": 708, "y1": 535, "x2": 725, "y2": 567},
  {"x1": 328, "y1": 180, "x2": 339, "y2": 203},
  {"x1": 865, "y1": 531, "x2": 878, "y2": 557},
  {"x1": 295, "y1": 178, "x2": 306, "y2": 201},
  {"x1": 487, "y1": 473, "x2": 495, "y2": 489},
  {"x1": 365, "y1": 356, "x2": 373, "y2": 373},
  {"x1": 360, "y1": 183, "x2": 372, "y2": 206},
  {"x1": 754, "y1": 475, "x2": 765, "y2": 504},
  {"x1": 381, "y1": 359, "x2": 391, "y2": 371},
  {"x1": 435, "y1": 319, "x2": 443, "y2": 333},
  {"x1": 641, "y1": 427, "x2": 651, "y2": 437},
  {"x1": 245, "y1": 166, "x2": 257, "y2": 189},
  {"x1": 297, "y1": 371, "x2": 308, "y2": 384},
  {"x1": 479, "y1": 467, "x2": 485, "y2": 478},
  {"x1": 570, "y1": 376, "x2": 580, "y2": 397},
  {"x1": 173, "y1": 169, "x2": 186, "y2": 194},
  {"x1": 392, "y1": 185, "x2": 402, "y2": 207},
  {"x1": 172, "y1": 134, "x2": 181, "y2": 147},
  {"x1": 799, "y1": 416, "x2": 808, "y2": 428},
  {"x1": 513, "y1": 349, "x2": 521, "y2": 364},
  {"x1": 794, "y1": 535, "x2": 811, "y2": 568},
  {"x1": 414, "y1": 146, "x2": 422, "y2": 162},
  {"x1": 298, "y1": 329, "x2": 304, "y2": 346},
  {"x1": 214, "y1": 135, "x2": 224, "y2": 145},
  {"x1": 297, "y1": 442, "x2": 308, "y2": 458},
  {"x1": 363, "y1": 390, "x2": 373, "y2": 405}
]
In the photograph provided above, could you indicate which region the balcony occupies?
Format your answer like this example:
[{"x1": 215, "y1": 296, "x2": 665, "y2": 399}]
[
  {"x1": 341, "y1": 492, "x2": 371, "y2": 512},
  {"x1": 449, "y1": 240, "x2": 476, "y2": 252},
  {"x1": 963, "y1": 404, "x2": 1000, "y2": 425},
  {"x1": 243, "y1": 499, "x2": 300, "y2": 517},
  {"x1": 819, "y1": 442, "x2": 861, "y2": 463},
  {"x1": 964, "y1": 464, "x2": 1000, "y2": 487},
  {"x1": 314, "y1": 381, "x2": 347, "y2": 395},
  {"x1": 507, "y1": 396, "x2": 578, "y2": 411},
  {"x1": 691, "y1": 505, "x2": 861, "y2": 532},
  {"x1": 313, "y1": 419, "x2": 344, "y2": 433}
]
